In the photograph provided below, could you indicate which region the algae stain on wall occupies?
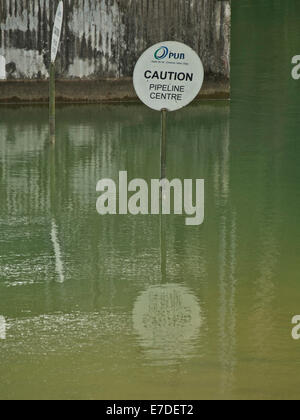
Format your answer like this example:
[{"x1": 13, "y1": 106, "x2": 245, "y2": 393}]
[
  {"x1": 0, "y1": 0, "x2": 230, "y2": 81},
  {"x1": 0, "y1": 0, "x2": 123, "y2": 79},
  {"x1": 0, "y1": 0, "x2": 51, "y2": 79},
  {"x1": 67, "y1": 0, "x2": 121, "y2": 78}
]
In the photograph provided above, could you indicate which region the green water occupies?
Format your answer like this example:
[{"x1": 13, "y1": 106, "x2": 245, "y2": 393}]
[{"x1": 1, "y1": 0, "x2": 300, "y2": 400}]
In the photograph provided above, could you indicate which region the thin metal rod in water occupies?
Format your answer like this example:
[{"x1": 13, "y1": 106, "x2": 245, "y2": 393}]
[
  {"x1": 49, "y1": 62, "x2": 56, "y2": 143},
  {"x1": 160, "y1": 109, "x2": 167, "y2": 283},
  {"x1": 161, "y1": 109, "x2": 167, "y2": 180}
]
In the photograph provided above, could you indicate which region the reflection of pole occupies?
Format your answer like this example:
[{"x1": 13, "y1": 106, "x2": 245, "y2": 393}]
[
  {"x1": 51, "y1": 219, "x2": 65, "y2": 283},
  {"x1": 49, "y1": 145, "x2": 65, "y2": 283},
  {"x1": 49, "y1": 62, "x2": 56, "y2": 143},
  {"x1": 49, "y1": 145, "x2": 56, "y2": 216},
  {"x1": 161, "y1": 109, "x2": 167, "y2": 180}
]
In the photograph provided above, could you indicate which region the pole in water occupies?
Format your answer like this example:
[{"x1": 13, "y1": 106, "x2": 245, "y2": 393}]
[
  {"x1": 49, "y1": 1, "x2": 64, "y2": 144},
  {"x1": 160, "y1": 108, "x2": 167, "y2": 283},
  {"x1": 160, "y1": 108, "x2": 167, "y2": 208},
  {"x1": 161, "y1": 108, "x2": 167, "y2": 180},
  {"x1": 49, "y1": 62, "x2": 56, "y2": 143}
]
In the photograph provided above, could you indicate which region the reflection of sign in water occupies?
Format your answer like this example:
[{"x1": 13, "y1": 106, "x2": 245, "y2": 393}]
[
  {"x1": 0, "y1": 55, "x2": 6, "y2": 80},
  {"x1": 133, "y1": 41, "x2": 204, "y2": 112},
  {"x1": 51, "y1": 1, "x2": 64, "y2": 63},
  {"x1": 133, "y1": 284, "x2": 202, "y2": 361},
  {"x1": 0, "y1": 316, "x2": 6, "y2": 340}
]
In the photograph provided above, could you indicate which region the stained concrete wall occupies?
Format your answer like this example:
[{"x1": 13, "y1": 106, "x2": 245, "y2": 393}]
[{"x1": 0, "y1": 0, "x2": 231, "y2": 102}]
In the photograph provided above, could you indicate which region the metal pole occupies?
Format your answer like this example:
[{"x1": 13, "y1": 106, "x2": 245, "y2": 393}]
[
  {"x1": 49, "y1": 62, "x2": 56, "y2": 143},
  {"x1": 161, "y1": 108, "x2": 167, "y2": 180},
  {"x1": 160, "y1": 109, "x2": 167, "y2": 283}
]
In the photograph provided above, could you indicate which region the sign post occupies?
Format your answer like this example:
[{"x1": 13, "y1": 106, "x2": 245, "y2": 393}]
[
  {"x1": 133, "y1": 41, "x2": 204, "y2": 279},
  {"x1": 133, "y1": 41, "x2": 204, "y2": 180},
  {"x1": 49, "y1": 1, "x2": 63, "y2": 143},
  {"x1": 49, "y1": 61, "x2": 56, "y2": 142}
]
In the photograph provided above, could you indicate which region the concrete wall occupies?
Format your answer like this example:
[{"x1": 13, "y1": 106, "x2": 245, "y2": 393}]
[{"x1": 0, "y1": 0, "x2": 231, "y2": 102}]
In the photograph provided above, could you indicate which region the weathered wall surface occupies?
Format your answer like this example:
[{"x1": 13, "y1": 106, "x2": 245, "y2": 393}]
[{"x1": 0, "y1": 0, "x2": 231, "y2": 101}]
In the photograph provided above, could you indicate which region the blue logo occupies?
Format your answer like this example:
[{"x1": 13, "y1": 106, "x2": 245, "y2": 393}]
[
  {"x1": 154, "y1": 46, "x2": 169, "y2": 60},
  {"x1": 154, "y1": 46, "x2": 185, "y2": 61}
]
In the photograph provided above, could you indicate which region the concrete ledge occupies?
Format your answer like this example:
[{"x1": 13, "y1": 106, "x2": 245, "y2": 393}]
[{"x1": 0, "y1": 76, "x2": 230, "y2": 103}]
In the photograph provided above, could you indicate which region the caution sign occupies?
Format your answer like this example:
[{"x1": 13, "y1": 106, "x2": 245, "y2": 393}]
[{"x1": 133, "y1": 41, "x2": 204, "y2": 112}]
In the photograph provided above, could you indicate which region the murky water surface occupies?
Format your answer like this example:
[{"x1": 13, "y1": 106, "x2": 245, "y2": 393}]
[{"x1": 1, "y1": 0, "x2": 300, "y2": 399}]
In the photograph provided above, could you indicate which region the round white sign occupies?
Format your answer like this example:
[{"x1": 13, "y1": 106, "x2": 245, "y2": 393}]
[
  {"x1": 51, "y1": 1, "x2": 64, "y2": 63},
  {"x1": 133, "y1": 41, "x2": 204, "y2": 112}
]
